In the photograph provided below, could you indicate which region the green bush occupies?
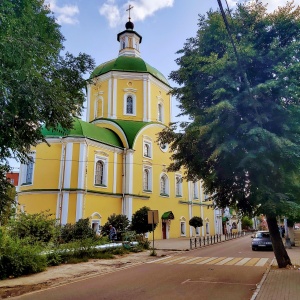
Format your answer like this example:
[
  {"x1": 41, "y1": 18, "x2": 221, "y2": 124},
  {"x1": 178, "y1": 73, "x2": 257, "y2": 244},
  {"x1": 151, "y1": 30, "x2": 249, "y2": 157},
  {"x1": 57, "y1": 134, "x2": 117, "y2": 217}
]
[
  {"x1": 60, "y1": 218, "x2": 95, "y2": 243},
  {"x1": 189, "y1": 216, "x2": 203, "y2": 229},
  {"x1": 8, "y1": 211, "x2": 58, "y2": 245},
  {"x1": 0, "y1": 234, "x2": 47, "y2": 279}
]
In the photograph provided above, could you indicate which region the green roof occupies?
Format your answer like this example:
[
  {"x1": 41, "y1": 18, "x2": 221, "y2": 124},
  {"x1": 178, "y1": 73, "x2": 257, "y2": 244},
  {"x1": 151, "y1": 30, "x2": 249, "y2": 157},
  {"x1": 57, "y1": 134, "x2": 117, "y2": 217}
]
[
  {"x1": 98, "y1": 119, "x2": 151, "y2": 148},
  {"x1": 41, "y1": 118, "x2": 123, "y2": 148},
  {"x1": 90, "y1": 56, "x2": 170, "y2": 86},
  {"x1": 161, "y1": 211, "x2": 175, "y2": 220}
]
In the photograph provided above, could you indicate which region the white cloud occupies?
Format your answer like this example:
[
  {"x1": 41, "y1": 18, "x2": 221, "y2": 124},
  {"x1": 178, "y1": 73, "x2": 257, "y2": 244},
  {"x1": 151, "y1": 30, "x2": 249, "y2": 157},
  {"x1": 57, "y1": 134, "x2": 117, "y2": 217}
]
[
  {"x1": 99, "y1": 0, "x2": 174, "y2": 28},
  {"x1": 45, "y1": 0, "x2": 79, "y2": 25}
]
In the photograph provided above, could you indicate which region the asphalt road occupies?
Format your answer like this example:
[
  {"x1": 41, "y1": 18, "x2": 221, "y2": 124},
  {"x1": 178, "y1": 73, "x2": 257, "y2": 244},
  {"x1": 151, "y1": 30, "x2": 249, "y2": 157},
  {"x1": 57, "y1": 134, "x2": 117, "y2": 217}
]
[{"x1": 14, "y1": 236, "x2": 275, "y2": 300}]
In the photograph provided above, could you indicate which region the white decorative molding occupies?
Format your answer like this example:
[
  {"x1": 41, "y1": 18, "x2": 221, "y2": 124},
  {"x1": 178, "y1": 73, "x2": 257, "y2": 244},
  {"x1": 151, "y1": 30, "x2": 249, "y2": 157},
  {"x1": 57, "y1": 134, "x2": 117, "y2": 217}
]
[
  {"x1": 112, "y1": 78, "x2": 117, "y2": 119},
  {"x1": 94, "y1": 150, "x2": 109, "y2": 157},
  {"x1": 113, "y1": 152, "x2": 117, "y2": 193},
  {"x1": 108, "y1": 78, "x2": 112, "y2": 118},
  {"x1": 123, "y1": 88, "x2": 137, "y2": 93}
]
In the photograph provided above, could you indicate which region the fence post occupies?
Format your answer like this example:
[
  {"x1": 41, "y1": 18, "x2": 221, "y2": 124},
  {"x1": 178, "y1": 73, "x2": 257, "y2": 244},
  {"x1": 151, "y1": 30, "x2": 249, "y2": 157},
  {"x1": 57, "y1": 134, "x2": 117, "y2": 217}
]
[
  {"x1": 190, "y1": 238, "x2": 192, "y2": 250},
  {"x1": 195, "y1": 238, "x2": 197, "y2": 248}
]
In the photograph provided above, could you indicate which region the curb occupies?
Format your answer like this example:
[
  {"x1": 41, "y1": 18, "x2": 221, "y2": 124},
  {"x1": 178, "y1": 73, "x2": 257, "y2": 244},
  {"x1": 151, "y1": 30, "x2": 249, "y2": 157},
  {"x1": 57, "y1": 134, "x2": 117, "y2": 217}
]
[{"x1": 250, "y1": 257, "x2": 275, "y2": 300}]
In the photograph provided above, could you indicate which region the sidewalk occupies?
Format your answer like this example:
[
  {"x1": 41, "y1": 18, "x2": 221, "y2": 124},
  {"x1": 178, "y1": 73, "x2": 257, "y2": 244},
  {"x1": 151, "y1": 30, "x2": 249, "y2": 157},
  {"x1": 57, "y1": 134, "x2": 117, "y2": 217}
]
[{"x1": 154, "y1": 236, "x2": 300, "y2": 300}]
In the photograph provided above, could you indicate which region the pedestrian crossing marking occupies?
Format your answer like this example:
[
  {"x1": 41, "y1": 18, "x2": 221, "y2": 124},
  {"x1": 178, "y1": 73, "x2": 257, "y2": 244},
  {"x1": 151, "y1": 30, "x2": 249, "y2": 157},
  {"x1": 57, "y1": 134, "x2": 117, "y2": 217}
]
[
  {"x1": 244, "y1": 258, "x2": 260, "y2": 266},
  {"x1": 196, "y1": 257, "x2": 218, "y2": 264},
  {"x1": 255, "y1": 258, "x2": 269, "y2": 267},
  {"x1": 183, "y1": 257, "x2": 210, "y2": 264},
  {"x1": 149, "y1": 256, "x2": 270, "y2": 267},
  {"x1": 206, "y1": 257, "x2": 226, "y2": 264},
  {"x1": 236, "y1": 258, "x2": 251, "y2": 265},
  {"x1": 179, "y1": 257, "x2": 207, "y2": 264},
  {"x1": 215, "y1": 257, "x2": 234, "y2": 265},
  {"x1": 224, "y1": 257, "x2": 243, "y2": 265},
  {"x1": 162, "y1": 256, "x2": 188, "y2": 264}
]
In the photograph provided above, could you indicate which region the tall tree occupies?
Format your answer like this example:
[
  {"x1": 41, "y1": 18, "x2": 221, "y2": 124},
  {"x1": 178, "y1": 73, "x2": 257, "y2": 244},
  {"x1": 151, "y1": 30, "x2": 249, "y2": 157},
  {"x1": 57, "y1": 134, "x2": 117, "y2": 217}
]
[
  {"x1": 0, "y1": 0, "x2": 95, "y2": 205},
  {"x1": 159, "y1": 1, "x2": 300, "y2": 267}
]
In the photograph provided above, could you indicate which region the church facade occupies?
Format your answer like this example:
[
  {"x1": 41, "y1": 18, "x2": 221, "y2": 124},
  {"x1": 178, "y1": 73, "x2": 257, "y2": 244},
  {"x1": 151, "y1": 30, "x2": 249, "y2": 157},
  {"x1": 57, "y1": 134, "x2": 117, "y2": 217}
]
[{"x1": 17, "y1": 20, "x2": 223, "y2": 239}]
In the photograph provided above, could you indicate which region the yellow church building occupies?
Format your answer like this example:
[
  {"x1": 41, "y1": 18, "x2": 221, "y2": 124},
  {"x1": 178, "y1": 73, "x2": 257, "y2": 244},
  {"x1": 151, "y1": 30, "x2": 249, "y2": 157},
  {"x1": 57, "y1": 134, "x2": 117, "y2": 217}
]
[{"x1": 17, "y1": 19, "x2": 224, "y2": 239}]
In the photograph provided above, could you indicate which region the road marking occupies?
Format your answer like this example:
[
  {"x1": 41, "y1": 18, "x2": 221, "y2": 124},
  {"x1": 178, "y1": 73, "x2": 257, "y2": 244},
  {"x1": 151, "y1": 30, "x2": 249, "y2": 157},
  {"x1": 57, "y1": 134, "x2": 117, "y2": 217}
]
[
  {"x1": 196, "y1": 257, "x2": 218, "y2": 264},
  {"x1": 206, "y1": 257, "x2": 227, "y2": 264},
  {"x1": 215, "y1": 257, "x2": 234, "y2": 265},
  {"x1": 255, "y1": 258, "x2": 269, "y2": 267},
  {"x1": 236, "y1": 258, "x2": 252, "y2": 265},
  {"x1": 179, "y1": 257, "x2": 205, "y2": 264},
  {"x1": 224, "y1": 257, "x2": 244, "y2": 265},
  {"x1": 244, "y1": 258, "x2": 260, "y2": 266},
  {"x1": 148, "y1": 256, "x2": 270, "y2": 267},
  {"x1": 162, "y1": 256, "x2": 188, "y2": 264}
]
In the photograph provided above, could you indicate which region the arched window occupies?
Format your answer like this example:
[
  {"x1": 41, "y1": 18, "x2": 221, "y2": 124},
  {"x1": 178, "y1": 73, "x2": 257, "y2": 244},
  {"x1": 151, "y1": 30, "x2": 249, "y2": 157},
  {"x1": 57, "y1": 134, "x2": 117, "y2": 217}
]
[
  {"x1": 158, "y1": 103, "x2": 163, "y2": 122},
  {"x1": 95, "y1": 160, "x2": 104, "y2": 185},
  {"x1": 95, "y1": 98, "x2": 103, "y2": 119},
  {"x1": 160, "y1": 174, "x2": 169, "y2": 196},
  {"x1": 175, "y1": 175, "x2": 182, "y2": 197},
  {"x1": 126, "y1": 96, "x2": 133, "y2": 114}
]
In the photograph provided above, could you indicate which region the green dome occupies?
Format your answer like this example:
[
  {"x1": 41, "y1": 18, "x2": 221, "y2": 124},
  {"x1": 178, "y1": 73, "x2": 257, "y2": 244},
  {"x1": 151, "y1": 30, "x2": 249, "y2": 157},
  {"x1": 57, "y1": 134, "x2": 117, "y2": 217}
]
[{"x1": 90, "y1": 56, "x2": 169, "y2": 86}]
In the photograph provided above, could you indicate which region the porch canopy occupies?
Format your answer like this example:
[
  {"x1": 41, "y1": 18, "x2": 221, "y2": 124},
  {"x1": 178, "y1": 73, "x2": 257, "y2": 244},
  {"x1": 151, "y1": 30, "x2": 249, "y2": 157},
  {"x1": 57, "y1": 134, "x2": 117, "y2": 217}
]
[{"x1": 161, "y1": 211, "x2": 174, "y2": 220}]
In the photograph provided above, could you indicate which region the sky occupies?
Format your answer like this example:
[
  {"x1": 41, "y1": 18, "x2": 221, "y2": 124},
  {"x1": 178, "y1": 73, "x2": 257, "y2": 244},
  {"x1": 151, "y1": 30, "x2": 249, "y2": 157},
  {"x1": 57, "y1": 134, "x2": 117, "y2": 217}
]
[{"x1": 9, "y1": 0, "x2": 300, "y2": 169}]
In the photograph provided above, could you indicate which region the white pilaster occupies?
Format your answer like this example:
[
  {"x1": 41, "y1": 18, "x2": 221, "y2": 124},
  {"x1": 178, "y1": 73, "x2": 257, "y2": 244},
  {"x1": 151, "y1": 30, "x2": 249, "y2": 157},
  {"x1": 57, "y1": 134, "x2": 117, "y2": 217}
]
[
  {"x1": 112, "y1": 78, "x2": 117, "y2": 119},
  {"x1": 108, "y1": 78, "x2": 112, "y2": 118},
  {"x1": 86, "y1": 84, "x2": 91, "y2": 122},
  {"x1": 143, "y1": 77, "x2": 147, "y2": 121},
  {"x1": 113, "y1": 151, "x2": 117, "y2": 193},
  {"x1": 61, "y1": 142, "x2": 73, "y2": 224},
  {"x1": 76, "y1": 143, "x2": 87, "y2": 221},
  {"x1": 147, "y1": 79, "x2": 151, "y2": 121}
]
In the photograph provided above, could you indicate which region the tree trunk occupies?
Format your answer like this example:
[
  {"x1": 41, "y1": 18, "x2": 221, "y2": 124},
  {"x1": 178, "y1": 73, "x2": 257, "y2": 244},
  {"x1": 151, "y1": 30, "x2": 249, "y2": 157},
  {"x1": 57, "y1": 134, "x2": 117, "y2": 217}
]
[{"x1": 266, "y1": 215, "x2": 291, "y2": 268}]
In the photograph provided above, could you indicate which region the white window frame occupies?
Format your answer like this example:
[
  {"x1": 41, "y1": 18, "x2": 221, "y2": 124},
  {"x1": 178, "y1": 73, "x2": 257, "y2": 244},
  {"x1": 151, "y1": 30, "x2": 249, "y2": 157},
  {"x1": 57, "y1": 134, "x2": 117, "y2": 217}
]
[
  {"x1": 175, "y1": 174, "x2": 182, "y2": 197},
  {"x1": 143, "y1": 166, "x2": 152, "y2": 192},
  {"x1": 124, "y1": 93, "x2": 136, "y2": 116},
  {"x1": 21, "y1": 153, "x2": 36, "y2": 185},
  {"x1": 94, "y1": 156, "x2": 108, "y2": 187},
  {"x1": 143, "y1": 140, "x2": 152, "y2": 158},
  {"x1": 160, "y1": 173, "x2": 169, "y2": 197},
  {"x1": 180, "y1": 216, "x2": 186, "y2": 237}
]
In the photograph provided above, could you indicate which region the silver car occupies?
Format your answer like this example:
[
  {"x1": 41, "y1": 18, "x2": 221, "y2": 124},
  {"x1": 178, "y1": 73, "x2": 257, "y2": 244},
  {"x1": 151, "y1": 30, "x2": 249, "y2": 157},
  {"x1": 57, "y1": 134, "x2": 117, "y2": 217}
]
[{"x1": 251, "y1": 231, "x2": 273, "y2": 251}]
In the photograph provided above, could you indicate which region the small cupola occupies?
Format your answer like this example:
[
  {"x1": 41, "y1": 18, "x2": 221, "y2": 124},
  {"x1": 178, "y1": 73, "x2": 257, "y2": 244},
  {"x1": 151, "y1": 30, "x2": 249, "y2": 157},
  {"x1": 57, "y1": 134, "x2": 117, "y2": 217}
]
[{"x1": 117, "y1": 5, "x2": 142, "y2": 58}]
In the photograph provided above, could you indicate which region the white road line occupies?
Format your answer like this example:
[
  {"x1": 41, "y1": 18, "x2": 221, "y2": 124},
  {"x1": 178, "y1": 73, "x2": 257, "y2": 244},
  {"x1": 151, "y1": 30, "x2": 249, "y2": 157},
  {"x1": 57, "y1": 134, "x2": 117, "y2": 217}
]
[
  {"x1": 146, "y1": 256, "x2": 172, "y2": 263},
  {"x1": 163, "y1": 256, "x2": 188, "y2": 264},
  {"x1": 196, "y1": 257, "x2": 218, "y2": 264},
  {"x1": 179, "y1": 257, "x2": 204, "y2": 264},
  {"x1": 215, "y1": 257, "x2": 234, "y2": 265},
  {"x1": 255, "y1": 258, "x2": 269, "y2": 267},
  {"x1": 236, "y1": 258, "x2": 251, "y2": 265}
]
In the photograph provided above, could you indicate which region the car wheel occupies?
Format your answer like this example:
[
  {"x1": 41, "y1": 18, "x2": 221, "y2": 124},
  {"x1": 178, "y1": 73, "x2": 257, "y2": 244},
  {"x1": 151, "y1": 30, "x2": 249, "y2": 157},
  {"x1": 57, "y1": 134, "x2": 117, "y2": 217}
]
[{"x1": 252, "y1": 247, "x2": 257, "y2": 251}]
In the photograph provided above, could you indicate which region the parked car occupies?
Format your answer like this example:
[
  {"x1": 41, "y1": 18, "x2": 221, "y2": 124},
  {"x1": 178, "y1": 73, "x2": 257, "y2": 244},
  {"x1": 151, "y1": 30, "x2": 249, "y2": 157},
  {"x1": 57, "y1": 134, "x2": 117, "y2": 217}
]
[{"x1": 251, "y1": 231, "x2": 273, "y2": 251}]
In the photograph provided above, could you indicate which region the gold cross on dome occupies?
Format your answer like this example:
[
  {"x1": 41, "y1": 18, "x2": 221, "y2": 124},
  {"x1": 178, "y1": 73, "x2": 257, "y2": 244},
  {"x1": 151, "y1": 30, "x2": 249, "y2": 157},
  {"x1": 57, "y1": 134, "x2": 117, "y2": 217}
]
[{"x1": 126, "y1": 4, "x2": 134, "y2": 21}]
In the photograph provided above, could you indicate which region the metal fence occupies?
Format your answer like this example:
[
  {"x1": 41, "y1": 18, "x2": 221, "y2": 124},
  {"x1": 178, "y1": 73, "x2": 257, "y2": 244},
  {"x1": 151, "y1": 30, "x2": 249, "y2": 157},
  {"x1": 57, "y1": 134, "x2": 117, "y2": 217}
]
[{"x1": 190, "y1": 231, "x2": 246, "y2": 250}]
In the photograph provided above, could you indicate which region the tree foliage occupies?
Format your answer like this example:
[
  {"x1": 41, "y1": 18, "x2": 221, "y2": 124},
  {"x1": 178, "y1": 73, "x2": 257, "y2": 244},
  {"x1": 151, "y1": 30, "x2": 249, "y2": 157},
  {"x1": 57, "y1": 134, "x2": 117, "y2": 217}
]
[
  {"x1": 101, "y1": 214, "x2": 130, "y2": 238},
  {"x1": 158, "y1": 1, "x2": 300, "y2": 267},
  {"x1": 0, "y1": 0, "x2": 95, "y2": 206},
  {"x1": 189, "y1": 216, "x2": 203, "y2": 229},
  {"x1": 131, "y1": 206, "x2": 157, "y2": 235}
]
